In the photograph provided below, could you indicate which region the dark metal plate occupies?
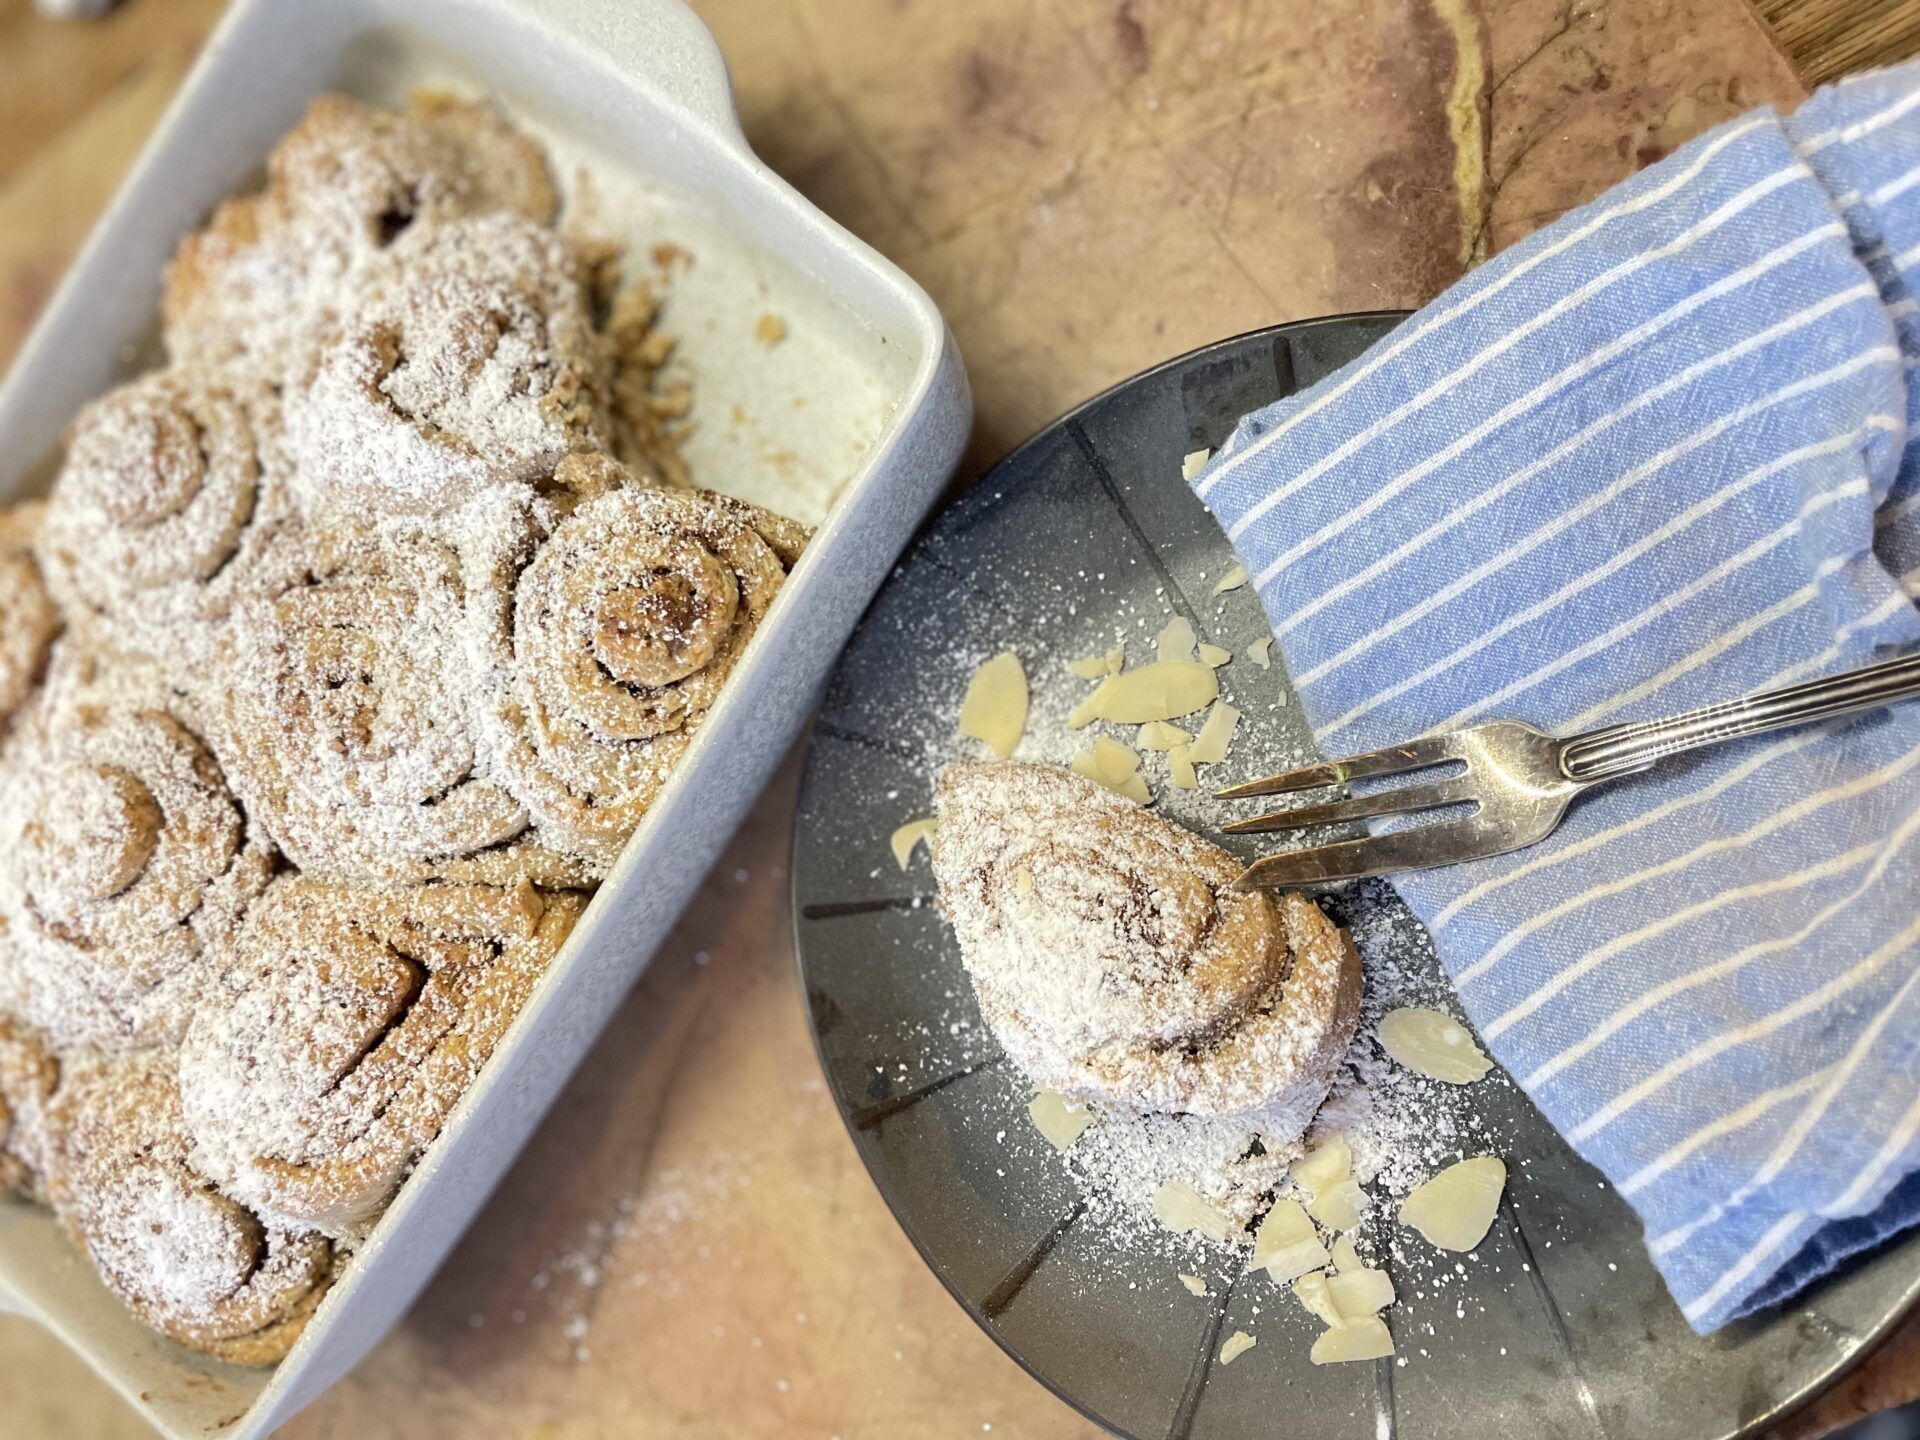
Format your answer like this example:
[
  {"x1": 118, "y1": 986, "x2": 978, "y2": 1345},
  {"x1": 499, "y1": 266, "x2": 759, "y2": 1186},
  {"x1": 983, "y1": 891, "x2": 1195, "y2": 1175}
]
[{"x1": 791, "y1": 316, "x2": 1920, "y2": 1440}]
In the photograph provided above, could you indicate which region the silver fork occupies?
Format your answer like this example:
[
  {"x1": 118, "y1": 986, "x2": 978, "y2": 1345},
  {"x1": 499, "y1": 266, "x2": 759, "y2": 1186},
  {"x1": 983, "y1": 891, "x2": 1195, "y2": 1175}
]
[{"x1": 1218, "y1": 651, "x2": 1920, "y2": 890}]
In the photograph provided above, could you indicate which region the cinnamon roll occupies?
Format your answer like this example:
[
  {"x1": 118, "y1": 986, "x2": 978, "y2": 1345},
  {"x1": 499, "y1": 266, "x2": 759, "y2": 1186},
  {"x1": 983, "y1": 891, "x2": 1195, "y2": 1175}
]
[
  {"x1": 208, "y1": 523, "x2": 551, "y2": 885},
  {"x1": 163, "y1": 92, "x2": 557, "y2": 381},
  {"x1": 0, "y1": 701, "x2": 273, "y2": 1051},
  {"x1": 473, "y1": 461, "x2": 808, "y2": 874},
  {"x1": 0, "y1": 1019, "x2": 58, "y2": 1202},
  {"x1": 35, "y1": 369, "x2": 300, "y2": 665},
  {"x1": 48, "y1": 1048, "x2": 333, "y2": 1366},
  {"x1": 287, "y1": 212, "x2": 613, "y2": 519},
  {"x1": 179, "y1": 877, "x2": 582, "y2": 1238},
  {"x1": 932, "y1": 762, "x2": 1361, "y2": 1143},
  {"x1": 0, "y1": 503, "x2": 57, "y2": 723}
]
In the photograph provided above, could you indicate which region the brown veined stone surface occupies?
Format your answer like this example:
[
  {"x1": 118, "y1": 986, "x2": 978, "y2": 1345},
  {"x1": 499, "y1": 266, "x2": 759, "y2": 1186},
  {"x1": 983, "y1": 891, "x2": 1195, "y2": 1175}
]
[{"x1": 0, "y1": 0, "x2": 1914, "y2": 1436}]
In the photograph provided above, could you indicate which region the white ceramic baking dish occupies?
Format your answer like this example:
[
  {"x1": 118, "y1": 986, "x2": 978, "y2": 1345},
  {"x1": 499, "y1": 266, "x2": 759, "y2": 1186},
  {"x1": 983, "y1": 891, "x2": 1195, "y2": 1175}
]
[{"x1": 0, "y1": 1, "x2": 970, "y2": 1434}]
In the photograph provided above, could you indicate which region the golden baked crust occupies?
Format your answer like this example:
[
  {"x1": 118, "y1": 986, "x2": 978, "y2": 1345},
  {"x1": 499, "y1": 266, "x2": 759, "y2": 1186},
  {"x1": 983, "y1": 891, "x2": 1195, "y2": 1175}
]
[
  {"x1": 0, "y1": 700, "x2": 273, "y2": 1051},
  {"x1": 161, "y1": 92, "x2": 559, "y2": 382},
  {"x1": 932, "y1": 761, "x2": 1362, "y2": 1141},
  {"x1": 36, "y1": 369, "x2": 301, "y2": 667},
  {"x1": 472, "y1": 462, "x2": 809, "y2": 875},
  {"x1": 179, "y1": 878, "x2": 581, "y2": 1238},
  {"x1": 48, "y1": 1049, "x2": 334, "y2": 1366}
]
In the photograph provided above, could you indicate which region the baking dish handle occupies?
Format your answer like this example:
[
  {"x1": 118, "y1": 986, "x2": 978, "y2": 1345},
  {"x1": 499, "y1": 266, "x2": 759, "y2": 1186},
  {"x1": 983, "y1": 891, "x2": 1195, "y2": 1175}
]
[{"x1": 527, "y1": 0, "x2": 747, "y2": 148}]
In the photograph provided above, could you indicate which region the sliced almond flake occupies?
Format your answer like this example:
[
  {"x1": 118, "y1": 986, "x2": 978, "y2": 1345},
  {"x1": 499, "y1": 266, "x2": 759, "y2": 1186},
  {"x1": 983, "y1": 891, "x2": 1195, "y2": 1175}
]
[
  {"x1": 1292, "y1": 1271, "x2": 1346, "y2": 1330},
  {"x1": 1292, "y1": 1137, "x2": 1352, "y2": 1197},
  {"x1": 1399, "y1": 1156, "x2": 1506, "y2": 1252},
  {"x1": 1330, "y1": 1235, "x2": 1363, "y2": 1274},
  {"x1": 890, "y1": 818, "x2": 936, "y2": 871},
  {"x1": 1071, "y1": 737, "x2": 1151, "y2": 803},
  {"x1": 1135, "y1": 720, "x2": 1192, "y2": 751},
  {"x1": 1247, "y1": 637, "x2": 1273, "y2": 669},
  {"x1": 1013, "y1": 866, "x2": 1034, "y2": 895},
  {"x1": 1307, "y1": 1177, "x2": 1368, "y2": 1233},
  {"x1": 1218, "y1": 1330, "x2": 1256, "y2": 1366},
  {"x1": 1197, "y1": 643, "x2": 1233, "y2": 668},
  {"x1": 958, "y1": 651, "x2": 1028, "y2": 757},
  {"x1": 1068, "y1": 654, "x2": 1111, "y2": 679},
  {"x1": 1178, "y1": 1273, "x2": 1209, "y2": 1297},
  {"x1": 1186, "y1": 700, "x2": 1241, "y2": 766},
  {"x1": 1155, "y1": 616, "x2": 1197, "y2": 664},
  {"x1": 1153, "y1": 1180, "x2": 1238, "y2": 1245},
  {"x1": 1182, "y1": 447, "x2": 1213, "y2": 482},
  {"x1": 1027, "y1": 1091, "x2": 1094, "y2": 1152},
  {"x1": 1378, "y1": 1007, "x2": 1494, "y2": 1084},
  {"x1": 1328, "y1": 1267, "x2": 1396, "y2": 1319},
  {"x1": 1311, "y1": 1316, "x2": 1393, "y2": 1365},
  {"x1": 1104, "y1": 644, "x2": 1125, "y2": 675},
  {"x1": 1251, "y1": 1199, "x2": 1327, "y2": 1283},
  {"x1": 1068, "y1": 660, "x2": 1219, "y2": 728},
  {"x1": 1210, "y1": 563, "x2": 1248, "y2": 595},
  {"x1": 1168, "y1": 745, "x2": 1198, "y2": 790}
]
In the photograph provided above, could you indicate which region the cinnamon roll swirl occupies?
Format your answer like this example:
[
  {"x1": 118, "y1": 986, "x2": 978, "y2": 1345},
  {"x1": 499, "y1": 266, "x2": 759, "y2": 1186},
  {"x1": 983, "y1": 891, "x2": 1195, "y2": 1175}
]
[
  {"x1": 932, "y1": 762, "x2": 1361, "y2": 1142},
  {"x1": 48, "y1": 1048, "x2": 333, "y2": 1366},
  {"x1": 0, "y1": 503, "x2": 57, "y2": 723},
  {"x1": 35, "y1": 369, "x2": 299, "y2": 665},
  {"x1": 474, "y1": 461, "x2": 809, "y2": 874},
  {"x1": 0, "y1": 702, "x2": 273, "y2": 1051},
  {"x1": 209, "y1": 523, "x2": 542, "y2": 885},
  {"x1": 179, "y1": 877, "x2": 582, "y2": 1238},
  {"x1": 0, "y1": 1019, "x2": 58, "y2": 1202},
  {"x1": 163, "y1": 93, "x2": 557, "y2": 381},
  {"x1": 288, "y1": 212, "x2": 613, "y2": 519}
]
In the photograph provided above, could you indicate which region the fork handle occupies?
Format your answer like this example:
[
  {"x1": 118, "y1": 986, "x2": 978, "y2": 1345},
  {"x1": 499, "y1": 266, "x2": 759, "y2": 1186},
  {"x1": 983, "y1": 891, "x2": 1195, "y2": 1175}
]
[{"x1": 1559, "y1": 651, "x2": 1920, "y2": 783}]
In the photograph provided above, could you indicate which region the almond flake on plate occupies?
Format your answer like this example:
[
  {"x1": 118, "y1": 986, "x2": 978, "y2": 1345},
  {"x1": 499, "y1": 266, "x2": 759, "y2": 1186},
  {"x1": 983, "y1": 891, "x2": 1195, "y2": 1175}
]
[
  {"x1": 1311, "y1": 1316, "x2": 1393, "y2": 1365},
  {"x1": 1068, "y1": 660, "x2": 1219, "y2": 727},
  {"x1": 1378, "y1": 1007, "x2": 1493, "y2": 1084},
  {"x1": 890, "y1": 818, "x2": 936, "y2": 870},
  {"x1": 1182, "y1": 448, "x2": 1213, "y2": 481},
  {"x1": 1154, "y1": 1180, "x2": 1239, "y2": 1244},
  {"x1": 1178, "y1": 1273, "x2": 1209, "y2": 1296},
  {"x1": 1135, "y1": 720, "x2": 1192, "y2": 751},
  {"x1": 1292, "y1": 1271, "x2": 1345, "y2": 1329},
  {"x1": 1399, "y1": 1156, "x2": 1506, "y2": 1252},
  {"x1": 1251, "y1": 1198, "x2": 1328, "y2": 1283},
  {"x1": 1247, "y1": 637, "x2": 1273, "y2": 669},
  {"x1": 1027, "y1": 1091, "x2": 1094, "y2": 1152},
  {"x1": 1185, "y1": 700, "x2": 1241, "y2": 766},
  {"x1": 1210, "y1": 563, "x2": 1248, "y2": 596},
  {"x1": 1328, "y1": 1267, "x2": 1396, "y2": 1319},
  {"x1": 1070, "y1": 736, "x2": 1151, "y2": 804},
  {"x1": 958, "y1": 651, "x2": 1028, "y2": 757},
  {"x1": 1219, "y1": 1330, "x2": 1257, "y2": 1365},
  {"x1": 1155, "y1": 616, "x2": 1197, "y2": 664},
  {"x1": 1307, "y1": 1178, "x2": 1369, "y2": 1233}
]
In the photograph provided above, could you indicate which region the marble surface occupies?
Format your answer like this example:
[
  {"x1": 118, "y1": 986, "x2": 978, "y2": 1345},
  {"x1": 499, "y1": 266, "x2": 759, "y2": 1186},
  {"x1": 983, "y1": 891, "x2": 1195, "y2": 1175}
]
[{"x1": 0, "y1": 0, "x2": 1912, "y2": 1435}]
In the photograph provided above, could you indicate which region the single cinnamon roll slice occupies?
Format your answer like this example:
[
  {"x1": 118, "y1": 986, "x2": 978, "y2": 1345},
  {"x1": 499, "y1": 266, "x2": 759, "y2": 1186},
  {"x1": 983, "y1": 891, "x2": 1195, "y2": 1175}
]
[
  {"x1": 288, "y1": 212, "x2": 614, "y2": 519},
  {"x1": 208, "y1": 522, "x2": 555, "y2": 885},
  {"x1": 0, "y1": 503, "x2": 57, "y2": 724},
  {"x1": 35, "y1": 369, "x2": 301, "y2": 667},
  {"x1": 47, "y1": 1048, "x2": 333, "y2": 1366},
  {"x1": 163, "y1": 92, "x2": 557, "y2": 382},
  {"x1": 473, "y1": 460, "x2": 809, "y2": 875},
  {"x1": 932, "y1": 762, "x2": 1361, "y2": 1144},
  {"x1": 178, "y1": 877, "x2": 582, "y2": 1239},
  {"x1": 0, "y1": 700, "x2": 273, "y2": 1051}
]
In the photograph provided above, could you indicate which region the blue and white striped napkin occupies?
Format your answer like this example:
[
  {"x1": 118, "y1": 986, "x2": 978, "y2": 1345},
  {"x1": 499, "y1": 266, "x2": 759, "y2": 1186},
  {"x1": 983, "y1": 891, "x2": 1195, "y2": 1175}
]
[{"x1": 1192, "y1": 65, "x2": 1920, "y2": 1332}]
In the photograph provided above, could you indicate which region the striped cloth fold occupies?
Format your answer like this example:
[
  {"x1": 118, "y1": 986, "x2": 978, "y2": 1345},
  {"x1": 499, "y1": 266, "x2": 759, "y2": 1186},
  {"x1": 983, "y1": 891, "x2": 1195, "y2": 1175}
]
[{"x1": 1192, "y1": 64, "x2": 1920, "y2": 1332}]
